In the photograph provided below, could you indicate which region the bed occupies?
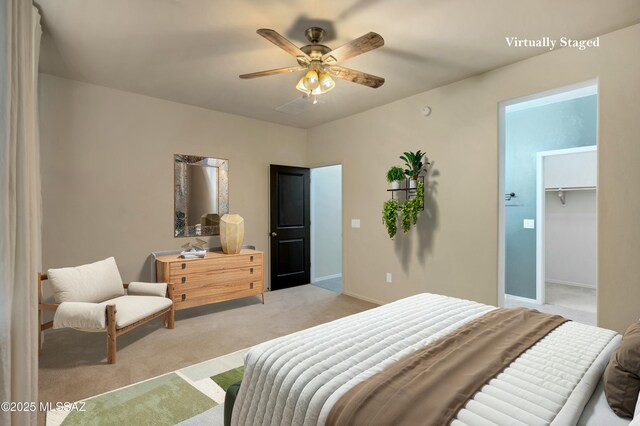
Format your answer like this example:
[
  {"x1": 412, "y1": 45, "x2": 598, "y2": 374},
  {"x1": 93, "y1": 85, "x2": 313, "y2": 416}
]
[
  {"x1": 230, "y1": 293, "x2": 631, "y2": 426},
  {"x1": 577, "y1": 378, "x2": 634, "y2": 426}
]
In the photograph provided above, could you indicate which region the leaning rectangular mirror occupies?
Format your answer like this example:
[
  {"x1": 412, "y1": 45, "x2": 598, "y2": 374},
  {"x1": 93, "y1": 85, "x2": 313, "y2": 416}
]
[{"x1": 174, "y1": 154, "x2": 229, "y2": 237}]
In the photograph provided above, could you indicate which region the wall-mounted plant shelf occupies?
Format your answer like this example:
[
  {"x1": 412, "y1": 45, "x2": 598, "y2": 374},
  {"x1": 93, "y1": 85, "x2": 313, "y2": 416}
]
[{"x1": 387, "y1": 176, "x2": 424, "y2": 211}]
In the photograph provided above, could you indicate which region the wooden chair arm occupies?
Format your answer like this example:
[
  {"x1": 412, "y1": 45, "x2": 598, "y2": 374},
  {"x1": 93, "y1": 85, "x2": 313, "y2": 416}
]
[
  {"x1": 124, "y1": 282, "x2": 170, "y2": 298},
  {"x1": 167, "y1": 282, "x2": 175, "y2": 300},
  {"x1": 39, "y1": 303, "x2": 59, "y2": 312}
]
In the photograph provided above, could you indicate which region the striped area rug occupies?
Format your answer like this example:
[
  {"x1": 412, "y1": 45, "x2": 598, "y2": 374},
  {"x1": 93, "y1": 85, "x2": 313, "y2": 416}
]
[{"x1": 46, "y1": 349, "x2": 247, "y2": 426}]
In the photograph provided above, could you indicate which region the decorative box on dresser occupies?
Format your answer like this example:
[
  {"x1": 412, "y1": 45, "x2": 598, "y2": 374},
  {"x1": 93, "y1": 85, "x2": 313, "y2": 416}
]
[{"x1": 155, "y1": 249, "x2": 264, "y2": 310}]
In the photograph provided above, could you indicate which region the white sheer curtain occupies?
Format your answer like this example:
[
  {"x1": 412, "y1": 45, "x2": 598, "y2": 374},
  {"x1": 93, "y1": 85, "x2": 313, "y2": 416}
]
[{"x1": 0, "y1": 1, "x2": 42, "y2": 425}]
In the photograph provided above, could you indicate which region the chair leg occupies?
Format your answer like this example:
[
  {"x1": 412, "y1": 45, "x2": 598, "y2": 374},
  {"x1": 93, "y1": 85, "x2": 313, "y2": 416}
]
[
  {"x1": 38, "y1": 310, "x2": 42, "y2": 353},
  {"x1": 166, "y1": 284, "x2": 175, "y2": 329},
  {"x1": 38, "y1": 273, "x2": 43, "y2": 353},
  {"x1": 168, "y1": 305, "x2": 175, "y2": 329},
  {"x1": 107, "y1": 304, "x2": 117, "y2": 364}
]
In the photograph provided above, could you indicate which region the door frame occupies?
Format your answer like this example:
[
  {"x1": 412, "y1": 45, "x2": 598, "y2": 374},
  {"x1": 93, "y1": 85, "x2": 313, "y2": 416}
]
[
  {"x1": 535, "y1": 146, "x2": 597, "y2": 305},
  {"x1": 309, "y1": 164, "x2": 343, "y2": 286},
  {"x1": 497, "y1": 79, "x2": 598, "y2": 307}
]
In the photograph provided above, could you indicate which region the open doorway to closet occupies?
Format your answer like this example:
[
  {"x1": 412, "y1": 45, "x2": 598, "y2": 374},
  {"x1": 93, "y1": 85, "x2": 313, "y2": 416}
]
[
  {"x1": 310, "y1": 165, "x2": 342, "y2": 293},
  {"x1": 498, "y1": 81, "x2": 598, "y2": 325}
]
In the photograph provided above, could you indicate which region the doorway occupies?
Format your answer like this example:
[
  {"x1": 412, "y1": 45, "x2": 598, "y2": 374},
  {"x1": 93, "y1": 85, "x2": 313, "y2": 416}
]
[
  {"x1": 310, "y1": 165, "x2": 342, "y2": 293},
  {"x1": 498, "y1": 81, "x2": 598, "y2": 324}
]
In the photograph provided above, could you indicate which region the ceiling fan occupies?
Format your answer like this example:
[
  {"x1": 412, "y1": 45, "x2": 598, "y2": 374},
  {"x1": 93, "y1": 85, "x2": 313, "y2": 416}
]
[{"x1": 239, "y1": 27, "x2": 385, "y2": 99}]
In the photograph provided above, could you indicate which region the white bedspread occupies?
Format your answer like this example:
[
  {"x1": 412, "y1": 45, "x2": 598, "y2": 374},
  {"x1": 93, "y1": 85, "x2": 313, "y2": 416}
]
[
  {"x1": 577, "y1": 378, "x2": 631, "y2": 426},
  {"x1": 232, "y1": 293, "x2": 618, "y2": 426}
]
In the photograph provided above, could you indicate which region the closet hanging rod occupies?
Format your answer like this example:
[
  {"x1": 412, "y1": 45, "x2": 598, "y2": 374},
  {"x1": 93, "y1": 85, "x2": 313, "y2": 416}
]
[{"x1": 545, "y1": 186, "x2": 596, "y2": 192}]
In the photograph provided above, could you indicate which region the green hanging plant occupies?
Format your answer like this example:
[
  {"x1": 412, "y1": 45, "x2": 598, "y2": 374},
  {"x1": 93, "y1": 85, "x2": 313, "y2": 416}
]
[
  {"x1": 383, "y1": 172, "x2": 425, "y2": 238},
  {"x1": 399, "y1": 181, "x2": 424, "y2": 233},
  {"x1": 382, "y1": 199, "x2": 399, "y2": 238},
  {"x1": 400, "y1": 201, "x2": 412, "y2": 233},
  {"x1": 414, "y1": 181, "x2": 424, "y2": 211}
]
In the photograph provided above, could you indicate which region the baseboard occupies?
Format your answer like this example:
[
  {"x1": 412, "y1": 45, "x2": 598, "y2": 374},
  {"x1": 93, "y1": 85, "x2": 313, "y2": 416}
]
[
  {"x1": 312, "y1": 273, "x2": 342, "y2": 283},
  {"x1": 505, "y1": 294, "x2": 539, "y2": 305},
  {"x1": 546, "y1": 279, "x2": 596, "y2": 290},
  {"x1": 342, "y1": 291, "x2": 384, "y2": 306}
]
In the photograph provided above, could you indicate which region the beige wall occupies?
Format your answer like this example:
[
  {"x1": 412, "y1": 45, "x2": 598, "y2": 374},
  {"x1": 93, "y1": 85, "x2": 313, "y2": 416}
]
[
  {"x1": 38, "y1": 74, "x2": 307, "y2": 286},
  {"x1": 307, "y1": 24, "x2": 640, "y2": 332},
  {"x1": 40, "y1": 24, "x2": 640, "y2": 333}
]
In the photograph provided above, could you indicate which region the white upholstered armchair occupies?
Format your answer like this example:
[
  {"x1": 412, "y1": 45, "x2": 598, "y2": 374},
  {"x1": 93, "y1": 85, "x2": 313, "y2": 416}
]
[{"x1": 38, "y1": 257, "x2": 175, "y2": 364}]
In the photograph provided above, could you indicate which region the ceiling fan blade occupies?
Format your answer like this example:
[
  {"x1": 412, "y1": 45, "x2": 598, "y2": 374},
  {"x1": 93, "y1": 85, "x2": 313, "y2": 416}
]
[
  {"x1": 328, "y1": 66, "x2": 385, "y2": 88},
  {"x1": 257, "y1": 29, "x2": 311, "y2": 62},
  {"x1": 239, "y1": 66, "x2": 306, "y2": 79},
  {"x1": 322, "y1": 32, "x2": 384, "y2": 64}
]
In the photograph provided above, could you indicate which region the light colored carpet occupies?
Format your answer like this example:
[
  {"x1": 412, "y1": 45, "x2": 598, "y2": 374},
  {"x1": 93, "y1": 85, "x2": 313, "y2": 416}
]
[
  {"x1": 312, "y1": 276, "x2": 342, "y2": 293},
  {"x1": 505, "y1": 283, "x2": 597, "y2": 325},
  {"x1": 38, "y1": 285, "x2": 375, "y2": 426},
  {"x1": 545, "y1": 282, "x2": 596, "y2": 313}
]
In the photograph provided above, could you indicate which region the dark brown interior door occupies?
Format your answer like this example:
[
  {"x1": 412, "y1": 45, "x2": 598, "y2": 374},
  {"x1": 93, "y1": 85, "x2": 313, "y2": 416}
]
[{"x1": 269, "y1": 165, "x2": 311, "y2": 291}]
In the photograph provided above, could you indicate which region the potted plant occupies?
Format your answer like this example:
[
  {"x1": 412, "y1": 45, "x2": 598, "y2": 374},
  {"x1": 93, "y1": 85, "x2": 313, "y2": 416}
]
[
  {"x1": 400, "y1": 150, "x2": 429, "y2": 188},
  {"x1": 386, "y1": 166, "x2": 405, "y2": 190},
  {"x1": 382, "y1": 199, "x2": 399, "y2": 238}
]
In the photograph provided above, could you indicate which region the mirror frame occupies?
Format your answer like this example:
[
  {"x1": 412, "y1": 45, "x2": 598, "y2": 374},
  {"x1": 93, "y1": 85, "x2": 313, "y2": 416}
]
[{"x1": 174, "y1": 153, "x2": 229, "y2": 238}]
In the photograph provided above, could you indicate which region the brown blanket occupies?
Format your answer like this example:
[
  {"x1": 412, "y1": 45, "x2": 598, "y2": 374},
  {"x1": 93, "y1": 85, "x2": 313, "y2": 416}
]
[{"x1": 326, "y1": 307, "x2": 568, "y2": 426}]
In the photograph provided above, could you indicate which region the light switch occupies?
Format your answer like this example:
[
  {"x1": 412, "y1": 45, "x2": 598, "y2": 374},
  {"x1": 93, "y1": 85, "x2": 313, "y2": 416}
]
[
  {"x1": 351, "y1": 219, "x2": 361, "y2": 228},
  {"x1": 523, "y1": 219, "x2": 535, "y2": 229},
  {"x1": 386, "y1": 273, "x2": 393, "y2": 283}
]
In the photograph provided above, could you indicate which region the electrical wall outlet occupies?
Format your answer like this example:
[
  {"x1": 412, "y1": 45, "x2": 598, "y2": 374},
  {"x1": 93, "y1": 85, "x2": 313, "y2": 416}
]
[
  {"x1": 386, "y1": 273, "x2": 393, "y2": 283},
  {"x1": 351, "y1": 219, "x2": 361, "y2": 228}
]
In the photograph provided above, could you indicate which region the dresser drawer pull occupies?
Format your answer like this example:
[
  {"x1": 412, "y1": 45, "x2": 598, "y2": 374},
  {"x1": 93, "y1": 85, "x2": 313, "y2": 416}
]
[
  {"x1": 250, "y1": 268, "x2": 254, "y2": 274},
  {"x1": 250, "y1": 282, "x2": 254, "y2": 289},
  {"x1": 181, "y1": 277, "x2": 186, "y2": 284},
  {"x1": 250, "y1": 255, "x2": 254, "y2": 262},
  {"x1": 181, "y1": 263, "x2": 186, "y2": 270},
  {"x1": 181, "y1": 294, "x2": 186, "y2": 301}
]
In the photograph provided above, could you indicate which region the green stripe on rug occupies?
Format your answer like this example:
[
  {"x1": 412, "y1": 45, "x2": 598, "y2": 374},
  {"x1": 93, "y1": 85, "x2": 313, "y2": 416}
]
[
  {"x1": 60, "y1": 373, "x2": 215, "y2": 426},
  {"x1": 211, "y1": 366, "x2": 244, "y2": 391}
]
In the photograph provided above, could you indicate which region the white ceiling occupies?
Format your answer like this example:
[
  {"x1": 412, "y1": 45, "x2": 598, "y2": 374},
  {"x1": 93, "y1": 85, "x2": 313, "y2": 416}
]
[{"x1": 36, "y1": 0, "x2": 640, "y2": 128}]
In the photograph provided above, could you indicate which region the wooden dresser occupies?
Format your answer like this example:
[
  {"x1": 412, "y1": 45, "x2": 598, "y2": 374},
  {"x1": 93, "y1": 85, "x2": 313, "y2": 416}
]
[{"x1": 155, "y1": 249, "x2": 264, "y2": 310}]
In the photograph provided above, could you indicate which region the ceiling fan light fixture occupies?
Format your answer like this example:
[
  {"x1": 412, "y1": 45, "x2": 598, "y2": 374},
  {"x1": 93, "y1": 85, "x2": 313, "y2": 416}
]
[
  {"x1": 297, "y1": 70, "x2": 335, "y2": 96},
  {"x1": 295, "y1": 76, "x2": 311, "y2": 95},
  {"x1": 316, "y1": 72, "x2": 336, "y2": 94},
  {"x1": 310, "y1": 86, "x2": 323, "y2": 96},
  {"x1": 302, "y1": 70, "x2": 319, "y2": 90}
]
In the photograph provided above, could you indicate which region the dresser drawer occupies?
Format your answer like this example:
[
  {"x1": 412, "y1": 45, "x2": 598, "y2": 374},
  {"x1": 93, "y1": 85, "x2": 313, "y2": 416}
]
[
  {"x1": 169, "y1": 266, "x2": 262, "y2": 288},
  {"x1": 173, "y1": 280, "x2": 263, "y2": 308},
  {"x1": 169, "y1": 253, "x2": 262, "y2": 275}
]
